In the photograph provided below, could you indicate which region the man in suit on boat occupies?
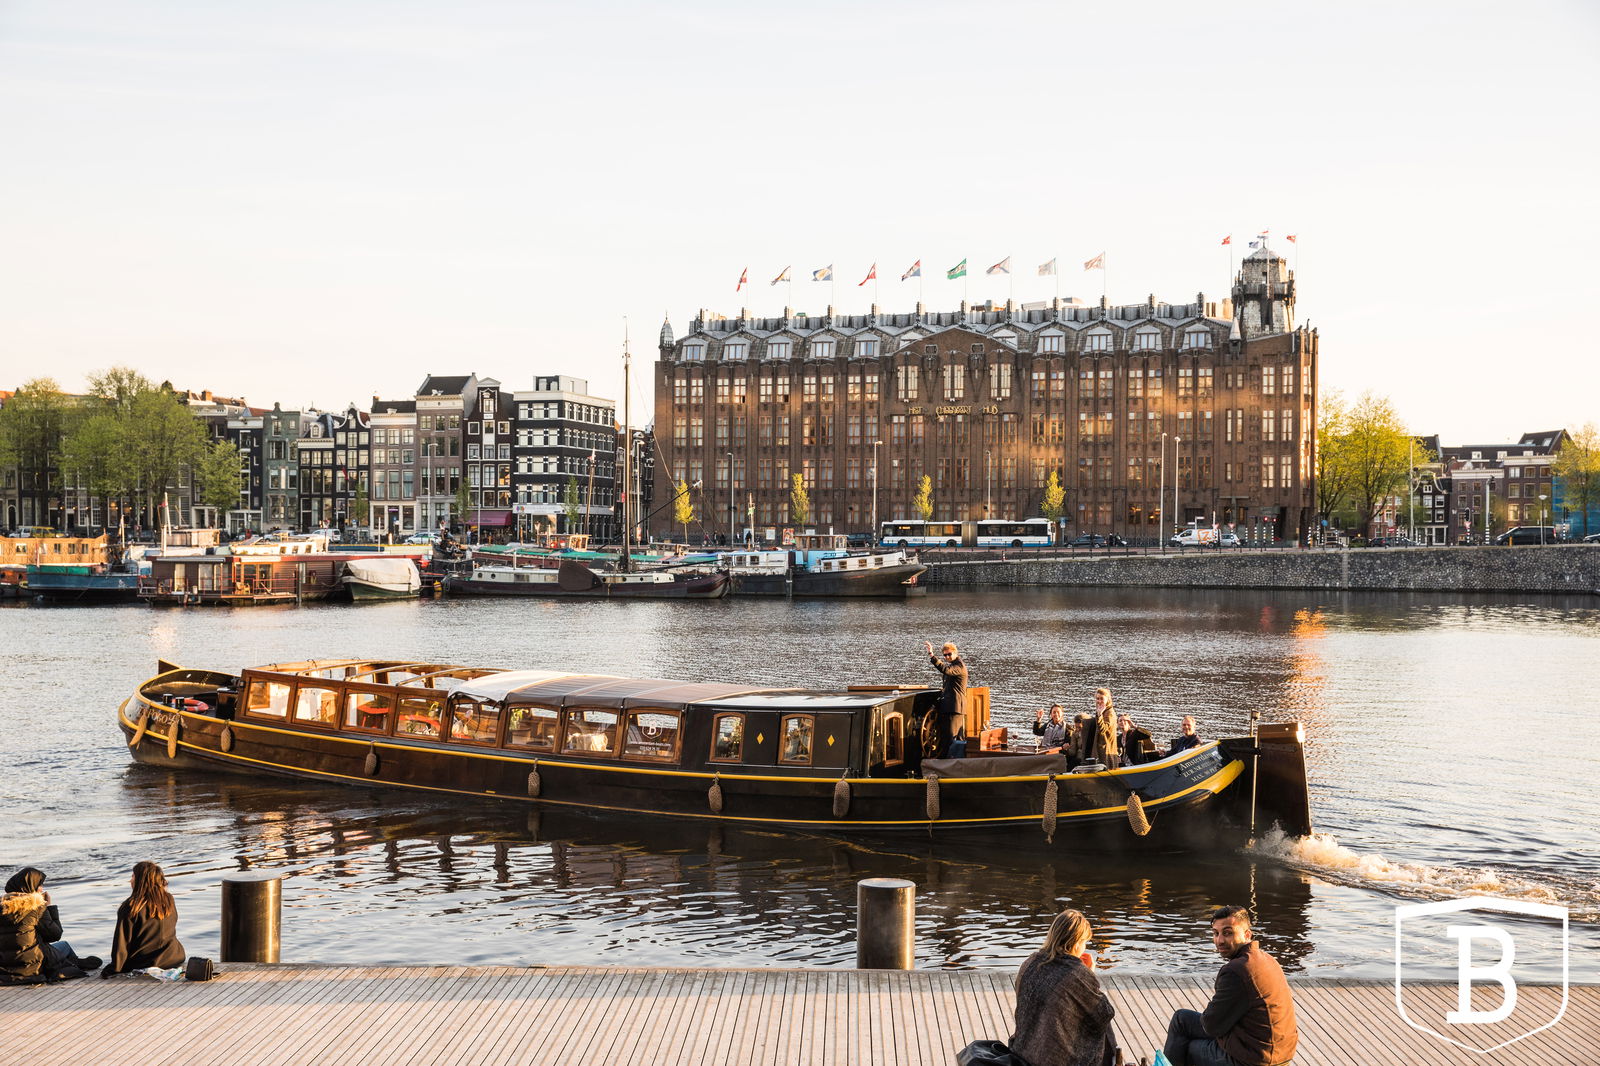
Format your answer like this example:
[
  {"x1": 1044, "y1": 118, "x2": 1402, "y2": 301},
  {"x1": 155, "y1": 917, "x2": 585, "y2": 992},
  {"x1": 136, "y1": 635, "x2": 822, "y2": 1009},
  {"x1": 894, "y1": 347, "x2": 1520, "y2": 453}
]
[{"x1": 923, "y1": 641, "x2": 967, "y2": 759}]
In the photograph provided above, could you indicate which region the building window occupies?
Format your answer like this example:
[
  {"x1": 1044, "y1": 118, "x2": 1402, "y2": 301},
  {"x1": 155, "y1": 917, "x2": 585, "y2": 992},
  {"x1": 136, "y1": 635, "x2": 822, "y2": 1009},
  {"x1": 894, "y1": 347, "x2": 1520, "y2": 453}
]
[
  {"x1": 1084, "y1": 333, "x2": 1110, "y2": 351},
  {"x1": 1098, "y1": 369, "x2": 1113, "y2": 401},
  {"x1": 1134, "y1": 331, "x2": 1160, "y2": 350},
  {"x1": 682, "y1": 343, "x2": 706, "y2": 361},
  {"x1": 1262, "y1": 366, "x2": 1277, "y2": 395},
  {"x1": 857, "y1": 338, "x2": 879, "y2": 357},
  {"x1": 896, "y1": 365, "x2": 918, "y2": 401},
  {"x1": 811, "y1": 339, "x2": 835, "y2": 359},
  {"x1": 1039, "y1": 332, "x2": 1063, "y2": 354},
  {"x1": 990, "y1": 364, "x2": 1011, "y2": 400},
  {"x1": 724, "y1": 342, "x2": 747, "y2": 361},
  {"x1": 1128, "y1": 368, "x2": 1144, "y2": 399},
  {"x1": 942, "y1": 365, "x2": 964, "y2": 400},
  {"x1": 710, "y1": 714, "x2": 745, "y2": 762},
  {"x1": 1262, "y1": 410, "x2": 1277, "y2": 442},
  {"x1": 767, "y1": 340, "x2": 791, "y2": 360},
  {"x1": 1147, "y1": 367, "x2": 1163, "y2": 399},
  {"x1": 1178, "y1": 368, "x2": 1194, "y2": 398},
  {"x1": 1183, "y1": 329, "x2": 1211, "y2": 349}
]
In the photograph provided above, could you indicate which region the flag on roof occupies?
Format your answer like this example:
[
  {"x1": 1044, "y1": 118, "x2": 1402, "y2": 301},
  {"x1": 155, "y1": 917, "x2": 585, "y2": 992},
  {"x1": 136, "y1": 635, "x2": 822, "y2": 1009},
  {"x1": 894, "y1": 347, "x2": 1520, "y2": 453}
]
[
  {"x1": 986, "y1": 257, "x2": 1010, "y2": 276},
  {"x1": 1257, "y1": 230, "x2": 1270, "y2": 239},
  {"x1": 858, "y1": 263, "x2": 877, "y2": 287},
  {"x1": 1083, "y1": 252, "x2": 1105, "y2": 271},
  {"x1": 1248, "y1": 240, "x2": 1260, "y2": 249},
  {"x1": 736, "y1": 267, "x2": 748, "y2": 292},
  {"x1": 901, "y1": 260, "x2": 921, "y2": 281},
  {"x1": 771, "y1": 266, "x2": 790, "y2": 285},
  {"x1": 1038, "y1": 258, "x2": 1056, "y2": 276},
  {"x1": 812, "y1": 265, "x2": 833, "y2": 282},
  {"x1": 1286, "y1": 234, "x2": 1297, "y2": 243},
  {"x1": 947, "y1": 258, "x2": 967, "y2": 280},
  {"x1": 1221, "y1": 235, "x2": 1232, "y2": 246}
]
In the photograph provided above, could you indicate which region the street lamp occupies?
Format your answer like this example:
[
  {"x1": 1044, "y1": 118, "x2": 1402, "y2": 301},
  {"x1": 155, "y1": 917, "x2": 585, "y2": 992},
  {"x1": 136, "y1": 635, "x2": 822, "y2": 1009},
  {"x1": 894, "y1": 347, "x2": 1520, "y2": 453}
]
[
  {"x1": 1538, "y1": 493, "x2": 1548, "y2": 544},
  {"x1": 871, "y1": 440, "x2": 883, "y2": 543}
]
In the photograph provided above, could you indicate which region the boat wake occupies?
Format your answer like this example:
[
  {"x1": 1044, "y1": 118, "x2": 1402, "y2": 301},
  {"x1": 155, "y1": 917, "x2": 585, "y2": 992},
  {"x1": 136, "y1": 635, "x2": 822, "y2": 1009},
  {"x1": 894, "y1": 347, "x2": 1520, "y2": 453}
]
[{"x1": 1248, "y1": 828, "x2": 1600, "y2": 923}]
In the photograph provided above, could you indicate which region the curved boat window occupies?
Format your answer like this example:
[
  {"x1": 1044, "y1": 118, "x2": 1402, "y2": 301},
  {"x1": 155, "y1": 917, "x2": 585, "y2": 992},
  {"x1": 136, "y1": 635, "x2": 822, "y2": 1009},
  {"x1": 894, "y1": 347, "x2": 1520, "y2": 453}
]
[
  {"x1": 293, "y1": 684, "x2": 341, "y2": 725},
  {"x1": 449, "y1": 697, "x2": 502, "y2": 746},
  {"x1": 622, "y1": 710, "x2": 681, "y2": 762},
  {"x1": 244, "y1": 680, "x2": 291, "y2": 719},
  {"x1": 562, "y1": 708, "x2": 619, "y2": 755},
  {"x1": 709, "y1": 714, "x2": 745, "y2": 763},
  {"x1": 871, "y1": 709, "x2": 905, "y2": 766},
  {"x1": 779, "y1": 714, "x2": 814, "y2": 765},
  {"x1": 396, "y1": 695, "x2": 444, "y2": 739},
  {"x1": 505, "y1": 706, "x2": 558, "y2": 751},
  {"x1": 344, "y1": 691, "x2": 393, "y2": 733}
]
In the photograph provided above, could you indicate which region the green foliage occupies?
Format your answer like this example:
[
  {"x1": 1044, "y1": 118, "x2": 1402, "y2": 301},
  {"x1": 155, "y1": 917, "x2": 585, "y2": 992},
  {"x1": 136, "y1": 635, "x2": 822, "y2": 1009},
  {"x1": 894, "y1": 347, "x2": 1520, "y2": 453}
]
[
  {"x1": 454, "y1": 479, "x2": 470, "y2": 529},
  {"x1": 789, "y1": 472, "x2": 810, "y2": 526},
  {"x1": 0, "y1": 378, "x2": 74, "y2": 519},
  {"x1": 911, "y1": 474, "x2": 933, "y2": 522},
  {"x1": 564, "y1": 475, "x2": 582, "y2": 533},
  {"x1": 1553, "y1": 422, "x2": 1600, "y2": 537},
  {"x1": 1040, "y1": 470, "x2": 1065, "y2": 522},
  {"x1": 197, "y1": 440, "x2": 243, "y2": 517},
  {"x1": 673, "y1": 478, "x2": 695, "y2": 541},
  {"x1": 351, "y1": 477, "x2": 370, "y2": 531},
  {"x1": 1317, "y1": 390, "x2": 1416, "y2": 534}
]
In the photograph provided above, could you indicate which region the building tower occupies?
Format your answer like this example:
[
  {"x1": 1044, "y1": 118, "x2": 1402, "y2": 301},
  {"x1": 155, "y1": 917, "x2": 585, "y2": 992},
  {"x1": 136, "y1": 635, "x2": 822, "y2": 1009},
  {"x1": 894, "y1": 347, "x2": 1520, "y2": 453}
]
[{"x1": 1232, "y1": 245, "x2": 1295, "y2": 340}]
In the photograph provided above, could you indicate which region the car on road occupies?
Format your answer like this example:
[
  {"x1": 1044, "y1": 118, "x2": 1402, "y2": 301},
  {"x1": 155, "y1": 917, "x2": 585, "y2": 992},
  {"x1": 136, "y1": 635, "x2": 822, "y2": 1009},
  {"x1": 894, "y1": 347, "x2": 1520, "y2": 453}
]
[
  {"x1": 1585, "y1": 532, "x2": 1600, "y2": 544},
  {"x1": 403, "y1": 532, "x2": 440, "y2": 546},
  {"x1": 1216, "y1": 530, "x2": 1242, "y2": 548},
  {"x1": 1068, "y1": 533, "x2": 1127, "y2": 548},
  {"x1": 1493, "y1": 526, "x2": 1560, "y2": 545},
  {"x1": 1168, "y1": 527, "x2": 1218, "y2": 547},
  {"x1": 1366, "y1": 535, "x2": 1419, "y2": 548}
]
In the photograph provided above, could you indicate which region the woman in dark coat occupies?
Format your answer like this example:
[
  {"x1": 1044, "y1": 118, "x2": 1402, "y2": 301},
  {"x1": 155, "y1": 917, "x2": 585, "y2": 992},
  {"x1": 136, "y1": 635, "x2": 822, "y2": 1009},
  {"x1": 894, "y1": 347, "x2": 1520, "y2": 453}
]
[
  {"x1": 0, "y1": 867, "x2": 98, "y2": 983},
  {"x1": 105, "y1": 861, "x2": 186, "y2": 976},
  {"x1": 1010, "y1": 909, "x2": 1117, "y2": 1066}
]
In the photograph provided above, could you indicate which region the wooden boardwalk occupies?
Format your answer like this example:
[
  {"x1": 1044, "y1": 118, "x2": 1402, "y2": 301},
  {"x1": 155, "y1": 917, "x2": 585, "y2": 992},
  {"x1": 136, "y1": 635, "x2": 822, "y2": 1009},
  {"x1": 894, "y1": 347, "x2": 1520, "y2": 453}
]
[{"x1": 1, "y1": 965, "x2": 1592, "y2": 1065}]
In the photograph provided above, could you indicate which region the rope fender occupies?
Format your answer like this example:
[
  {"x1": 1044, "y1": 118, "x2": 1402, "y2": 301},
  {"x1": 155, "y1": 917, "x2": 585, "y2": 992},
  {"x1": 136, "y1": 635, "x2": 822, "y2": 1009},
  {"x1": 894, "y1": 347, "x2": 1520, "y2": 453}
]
[
  {"x1": 526, "y1": 758, "x2": 540, "y2": 797},
  {"x1": 708, "y1": 772, "x2": 724, "y2": 814},
  {"x1": 166, "y1": 715, "x2": 180, "y2": 760},
  {"x1": 832, "y1": 775, "x2": 851, "y2": 818},
  {"x1": 924, "y1": 772, "x2": 940, "y2": 822},
  {"x1": 1126, "y1": 792, "x2": 1152, "y2": 836},
  {"x1": 1042, "y1": 774, "x2": 1059, "y2": 843},
  {"x1": 365, "y1": 743, "x2": 380, "y2": 777},
  {"x1": 220, "y1": 725, "x2": 234, "y2": 753},
  {"x1": 129, "y1": 705, "x2": 149, "y2": 749}
]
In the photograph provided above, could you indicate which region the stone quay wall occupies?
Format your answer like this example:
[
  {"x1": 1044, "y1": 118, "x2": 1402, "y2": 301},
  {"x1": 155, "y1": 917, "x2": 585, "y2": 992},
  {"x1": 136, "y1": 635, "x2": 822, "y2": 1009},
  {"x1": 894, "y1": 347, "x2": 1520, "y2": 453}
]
[{"x1": 924, "y1": 546, "x2": 1600, "y2": 594}]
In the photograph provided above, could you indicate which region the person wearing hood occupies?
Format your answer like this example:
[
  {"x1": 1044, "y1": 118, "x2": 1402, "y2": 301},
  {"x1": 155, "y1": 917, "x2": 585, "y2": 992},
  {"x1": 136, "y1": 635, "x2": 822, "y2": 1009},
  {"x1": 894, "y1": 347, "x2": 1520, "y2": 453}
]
[{"x1": 0, "y1": 867, "x2": 100, "y2": 984}]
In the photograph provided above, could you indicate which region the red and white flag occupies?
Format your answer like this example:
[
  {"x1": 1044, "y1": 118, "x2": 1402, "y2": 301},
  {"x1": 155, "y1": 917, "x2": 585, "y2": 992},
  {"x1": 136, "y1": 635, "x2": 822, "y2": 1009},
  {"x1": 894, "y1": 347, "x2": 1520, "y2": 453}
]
[
  {"x1": 1221, "y1": 235, "x2": 1232, "y2": 246},
  {"x1": 859, "y1": 263, "x2": 877, "y2": 287},
  {"x1": 770, "y1": 266, "x2": 791, "y2": 286},
  {"x1": 736, "y1": 267, "x2": 748, "y2": 292},
  {"x1": 1286, "y1": 234, "x2": 1297, "y2": 243},
  {"x1": 1083, "y1": 252, "x2": 1105, "y2": 271}
]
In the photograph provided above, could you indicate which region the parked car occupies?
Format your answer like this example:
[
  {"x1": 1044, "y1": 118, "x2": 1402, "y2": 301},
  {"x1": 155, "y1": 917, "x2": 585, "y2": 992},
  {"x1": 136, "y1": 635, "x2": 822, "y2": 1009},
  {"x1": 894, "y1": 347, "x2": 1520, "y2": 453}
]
[
  {"x1": 403, "y1": 532, "x2": 439, "y2": 546},
  {"x1": 1216, "y1": 530, "x2": 1242, "y2": 548},
  {"x1": 1584, "y1": 532, "x2": 1600, "y2": 544},
  {"x1": 1068, "y1": 533, "x2": 1127, "y2": 548},
  {"x1": 844, "y1": 531, "x2": 875, "y2": 548},
  {"x1": 1168, "y1": 527, "x2": 1218, "y2": 547},
  {"x1": 1493, "y1": 526, "x2": 1560, "y2": 546},
  {"x1": 1366, "y1": 536, "x2": 1419, "y2": 548}
]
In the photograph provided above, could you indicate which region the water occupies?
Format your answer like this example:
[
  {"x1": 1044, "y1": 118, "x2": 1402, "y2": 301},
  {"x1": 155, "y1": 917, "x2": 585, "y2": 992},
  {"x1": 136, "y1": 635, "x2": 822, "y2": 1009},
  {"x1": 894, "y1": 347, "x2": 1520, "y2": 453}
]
[{"x1": 3, "y1": 587, "x2": 1597, "y2": 979}]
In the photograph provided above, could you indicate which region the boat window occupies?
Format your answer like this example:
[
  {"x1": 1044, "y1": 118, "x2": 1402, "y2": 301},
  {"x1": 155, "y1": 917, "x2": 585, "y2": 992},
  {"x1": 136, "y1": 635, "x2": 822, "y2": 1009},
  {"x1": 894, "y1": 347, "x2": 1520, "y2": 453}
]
[
  {"x1": 622, "y1": 710, "x2": 681, "y2": 762},
  {"x1": 344, "y1": 691, "x2": 393, "y2": 733},
  {"x1": 396, "y1": 695, "x2": 443, "y2": 739},
  {"x1": 872, "y1": 709, "x2": 905, "y2": 766},
  {"x1": 293, "y1": 685, "x2": 341, "y2": 725},
  {"x1": 709, "y1": 714, "x2": 745, "y2": 763},
  {"x1": 243, "y1": 680, "x2": 291, "y2": 719},
  {"x1": 449, "y1": 697, "x2": 502, "y2": 746},
  {"x1": 561, "y1": 708, "x2": 619, "y2": 755},
  {"x1": 779, "y1": 714, "x2": 814, "y2": 765},
  {"x1": 505, "y1": 706, "x2": 558, "y2": 751}
]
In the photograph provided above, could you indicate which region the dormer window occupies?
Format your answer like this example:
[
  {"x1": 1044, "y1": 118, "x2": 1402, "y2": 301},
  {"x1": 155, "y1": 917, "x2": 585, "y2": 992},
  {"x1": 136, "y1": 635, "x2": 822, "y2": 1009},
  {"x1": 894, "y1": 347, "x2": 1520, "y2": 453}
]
[
  {"x1": 682, "y1": 343, "x2": 706, "y2": 361},
  {"x1": 857, "y1": 338, "x2": 879, "y2": 357},
  {"x1": 1182, "y1": 329, "x2": 1212, "y2": 349},
  {"x1": 1133, "y1": 330, "x2": 1160, "y2": 351},
  {"x1": 811, "y1": 339, "x2": 836, "y2": 359},
  {"x1": 1038, "y1": 332, "x2": 1064, "y2": 354},
  {"x1": 766, "y1": 340, "x2": 791, "y2": 360},
  {"x1": 724, "y1": 342, "x2": 748, "y2": 361},
  {"x1": 1084, "y1": 333, "x2": 1111, "y2": 352}
]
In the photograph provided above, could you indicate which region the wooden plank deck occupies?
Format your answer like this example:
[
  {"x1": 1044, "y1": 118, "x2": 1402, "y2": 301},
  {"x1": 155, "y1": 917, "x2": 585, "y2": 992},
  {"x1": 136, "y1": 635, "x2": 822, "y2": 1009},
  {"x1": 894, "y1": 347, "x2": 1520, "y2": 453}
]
[{"x1": 1, "y1": 965, "x2": 1591, "y2": 1065}]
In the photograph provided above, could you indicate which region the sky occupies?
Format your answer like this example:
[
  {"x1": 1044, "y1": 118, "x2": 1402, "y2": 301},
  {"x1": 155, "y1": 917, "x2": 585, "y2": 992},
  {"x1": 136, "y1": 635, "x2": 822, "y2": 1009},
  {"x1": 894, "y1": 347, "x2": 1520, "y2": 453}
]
[{"x1": 2, "y1": 1, "x2": 1597, "y2": 442}]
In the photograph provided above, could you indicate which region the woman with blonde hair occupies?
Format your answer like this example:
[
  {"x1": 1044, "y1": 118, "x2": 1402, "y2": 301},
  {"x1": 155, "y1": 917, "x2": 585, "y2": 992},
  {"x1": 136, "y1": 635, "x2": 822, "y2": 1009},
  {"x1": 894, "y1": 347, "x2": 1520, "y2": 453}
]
[
  {"x1": 104, "y1": 861, "x2": 186, "y2": 977},
  {"x1": 1090, "y1": 688, "x2": 1120, "y2": 769},
  {"x1": 1008, "y1": 909, "x2": 1117, "y2": 1066}
]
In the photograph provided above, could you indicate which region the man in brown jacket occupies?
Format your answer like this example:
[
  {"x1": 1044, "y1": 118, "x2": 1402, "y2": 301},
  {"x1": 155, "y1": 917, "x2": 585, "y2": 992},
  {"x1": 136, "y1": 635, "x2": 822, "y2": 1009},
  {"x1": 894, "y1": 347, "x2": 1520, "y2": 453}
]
[{"x1": 1163, "y1": 905, "x2": 1297, "y2": 1066}]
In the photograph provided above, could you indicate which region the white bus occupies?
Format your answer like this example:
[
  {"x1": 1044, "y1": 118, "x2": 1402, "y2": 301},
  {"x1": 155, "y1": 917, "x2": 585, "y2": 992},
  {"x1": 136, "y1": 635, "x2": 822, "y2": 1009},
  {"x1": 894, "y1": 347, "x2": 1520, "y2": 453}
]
[{"x1": 879, "y1": 518, "x2": 1054, "y2": 548}]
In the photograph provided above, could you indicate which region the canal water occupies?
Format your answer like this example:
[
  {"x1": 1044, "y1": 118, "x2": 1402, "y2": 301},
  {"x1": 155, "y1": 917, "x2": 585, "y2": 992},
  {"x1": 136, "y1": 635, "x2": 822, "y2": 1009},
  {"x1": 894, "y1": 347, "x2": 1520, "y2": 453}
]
[{"x1": 3, "y1": 587, "x2": 1596, "y2": 980}]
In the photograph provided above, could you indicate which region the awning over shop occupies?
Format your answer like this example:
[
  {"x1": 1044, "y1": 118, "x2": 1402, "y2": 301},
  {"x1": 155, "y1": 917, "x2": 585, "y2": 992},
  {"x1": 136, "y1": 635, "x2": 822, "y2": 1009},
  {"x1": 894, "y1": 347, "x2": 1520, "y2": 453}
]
[{"x1": 473, "y1": 510, "x2": 514, "y2": 527}]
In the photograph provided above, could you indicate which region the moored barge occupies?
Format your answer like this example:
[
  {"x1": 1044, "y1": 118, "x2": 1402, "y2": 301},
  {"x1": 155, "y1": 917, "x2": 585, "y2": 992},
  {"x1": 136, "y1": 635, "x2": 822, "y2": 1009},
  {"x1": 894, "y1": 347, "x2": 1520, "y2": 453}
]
[{"x1": 120, "y1": 659, "x2": 1311, "y2": 848}]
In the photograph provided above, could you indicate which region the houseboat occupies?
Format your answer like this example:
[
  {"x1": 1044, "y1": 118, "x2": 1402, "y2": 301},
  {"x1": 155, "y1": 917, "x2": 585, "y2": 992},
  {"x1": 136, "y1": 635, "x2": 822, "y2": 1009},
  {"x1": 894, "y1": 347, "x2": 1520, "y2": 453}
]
[
  {"x1": 119, "y1": 658, "x2": 1312, "y2": 849},
  {"x1": 344, "y1": 556, "x2": 423, "y2": 600},
  {"x1": 6, "y1": 532, "x2": 148, "y2": 604},
  {"x1": 717, "y1": 534, "x2": 926, "y2": 597},
  {"x1": 446, "y1": 557, "x2": 729, "y2": 599}
]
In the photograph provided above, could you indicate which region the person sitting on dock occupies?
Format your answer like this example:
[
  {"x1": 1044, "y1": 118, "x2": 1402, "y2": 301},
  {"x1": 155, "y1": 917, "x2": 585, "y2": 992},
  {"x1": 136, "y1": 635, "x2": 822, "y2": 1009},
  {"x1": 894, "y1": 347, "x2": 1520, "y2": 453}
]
[
  {"x1": 1168, "y1": 716, "x2": 1202, "y2": 756},
  {"x1": 0, "y1": 868, "x2": 100, "y2": 984},
  {"x1": 1163, "y1": 905, "x2": 1297, "y2": 1066},
  {"x1": 1008, "y1": 908, "x2": 1117, "y2": 1066},
  {"x1": 923, "y1": 641, "x2": 968, "y2": 759},
  {"x1": 1032, "y1": 703, "x2": 1069, "y2": 752},
  {"x1": 104, "y1": 862, "x2": 186, "y2": 978}
]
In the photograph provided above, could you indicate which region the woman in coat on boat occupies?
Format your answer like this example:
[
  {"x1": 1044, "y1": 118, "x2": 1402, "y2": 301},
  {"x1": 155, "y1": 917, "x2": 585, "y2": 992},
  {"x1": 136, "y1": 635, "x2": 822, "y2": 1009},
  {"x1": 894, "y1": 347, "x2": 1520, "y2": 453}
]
[
  {"x1": 104, "y1": 861, "x2": 186, "y2": 977},
  {"x1": 1089, "y1": 688, "x2": 1120, "y2": 769},
  {"x1": 1009, "y1": 909, "x2": 1117, "y2": 1066},
  {"x1": 0, "y1": 867, "x2": 98, "y2": 983}
]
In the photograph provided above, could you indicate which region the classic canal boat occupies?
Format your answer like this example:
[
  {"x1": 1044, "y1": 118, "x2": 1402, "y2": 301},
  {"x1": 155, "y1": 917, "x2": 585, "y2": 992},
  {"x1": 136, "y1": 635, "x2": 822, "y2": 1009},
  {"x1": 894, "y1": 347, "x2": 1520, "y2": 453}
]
[
  {"x1": 717, "y1": 534, "x2": 927, "y2": 597},
  {"x1": 119, "y1": 659, "x2": 1311, "y2": 848}
]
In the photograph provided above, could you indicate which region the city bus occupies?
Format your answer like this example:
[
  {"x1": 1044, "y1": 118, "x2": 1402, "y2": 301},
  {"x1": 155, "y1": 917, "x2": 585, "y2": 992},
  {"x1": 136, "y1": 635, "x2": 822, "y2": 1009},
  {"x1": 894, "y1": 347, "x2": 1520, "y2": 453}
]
[{"x1": 879, "y1": 518, "x2": 1055, "y2": 548}]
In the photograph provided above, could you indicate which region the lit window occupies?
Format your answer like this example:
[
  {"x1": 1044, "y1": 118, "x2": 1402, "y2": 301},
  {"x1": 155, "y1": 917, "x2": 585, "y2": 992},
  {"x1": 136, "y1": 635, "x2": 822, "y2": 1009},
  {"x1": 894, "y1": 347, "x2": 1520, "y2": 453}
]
[{"x1": 779, "y1": 715, "x2": 814, "y2": 765}]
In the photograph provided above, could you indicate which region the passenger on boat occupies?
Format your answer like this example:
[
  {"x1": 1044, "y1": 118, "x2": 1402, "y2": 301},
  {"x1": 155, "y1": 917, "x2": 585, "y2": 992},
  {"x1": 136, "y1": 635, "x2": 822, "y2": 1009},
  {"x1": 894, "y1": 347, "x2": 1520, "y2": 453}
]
[
  {"x1": 1162, "y1": 905, "x2": 1298, "y2": 1066},
  {"x1": 1032, "y1": 704, "x2": 1069, "y2": 752},
  {"x1": 104, "y1": 862, "x2": 186, "y2": 977},
  {"x1": 1118, "y1": 715, "x2": 1155, "y2": 766},
  {"x1": 1008, "y1": 909, "x2": 1117, "y2": 1066},
  {"x1": 923, "y1": 640, "x2": 968, "y2": 758},
  {"x1": 1168, "y1": 716, "x2": 1201, "y2": 756},
  {"x1": 1088, "y1": 688, "x2": 1120, "y2": 769},
  {"x1": 1070, "y1": 713, "x2": 1094, "y2": 764},
  {"x1": 0, "y1": 868, "x2": 100, "y2": 984}
]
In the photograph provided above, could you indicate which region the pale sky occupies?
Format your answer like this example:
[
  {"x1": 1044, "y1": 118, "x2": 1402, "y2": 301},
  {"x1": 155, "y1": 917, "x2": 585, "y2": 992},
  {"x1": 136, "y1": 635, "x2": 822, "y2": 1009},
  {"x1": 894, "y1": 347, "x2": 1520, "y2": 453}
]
[{"x1": 3, "y1": 1, "x2": 1596, "y2": 442}]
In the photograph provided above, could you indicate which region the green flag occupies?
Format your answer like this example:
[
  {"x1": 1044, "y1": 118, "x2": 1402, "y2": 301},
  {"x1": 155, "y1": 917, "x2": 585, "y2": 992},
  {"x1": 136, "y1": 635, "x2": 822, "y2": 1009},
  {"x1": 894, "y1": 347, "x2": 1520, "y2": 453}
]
[{"x1": 947, "y1": 258, "x2": 967, "y2": 280}]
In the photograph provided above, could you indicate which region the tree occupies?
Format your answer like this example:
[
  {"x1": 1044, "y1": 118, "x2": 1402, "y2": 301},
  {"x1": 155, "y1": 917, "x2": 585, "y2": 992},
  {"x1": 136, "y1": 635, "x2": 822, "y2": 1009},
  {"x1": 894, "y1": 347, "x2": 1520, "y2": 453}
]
[
  {"x1": 122, "y1": 386, "x2": 207, "y2": 525},
  {"x1": 351, "y1": 477, "x2": 370, "y2": 533},
  {"x1": 789, "y1": 472, "x2": 810, "y2": 526},
  {"x1": 911, "y1": 474, "x2": 934, "y2": 521},
  {"x1": 1040, "y1": 470, "x2": 1065, "y2": 530},
  {"x1": 1338, "y1": 392, "x2": 1416, "y2": 536},
  {"x1": 0, "y1": 378, "x2": 74, "y2": 526},
  {"x1": 453, "y1": 479, "x2": 470, "y2": 533},
  {"x1": 563, "y1": 475, "x2": 582, "y2": 534},
  {"x1": 196, "y1": 441, "x2": 243, "y2": 523},
  {"x1": 1314, "y1": 389, "x2": 1353, "y2": 526},
  {"x1": 673, "y1": 478, "x2": 695, "y2": 542},
  {"x1": 1553, "y1": 422, "x2": 1600, "y2": 537}
]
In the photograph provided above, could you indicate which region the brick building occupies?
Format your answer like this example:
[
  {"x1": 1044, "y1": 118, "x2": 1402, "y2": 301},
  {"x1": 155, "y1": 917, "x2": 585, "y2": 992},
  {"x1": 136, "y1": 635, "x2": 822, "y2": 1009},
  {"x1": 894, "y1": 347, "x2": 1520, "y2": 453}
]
[{"x1": 653, "y1": 246, "x2": 1318, "y2": 542}]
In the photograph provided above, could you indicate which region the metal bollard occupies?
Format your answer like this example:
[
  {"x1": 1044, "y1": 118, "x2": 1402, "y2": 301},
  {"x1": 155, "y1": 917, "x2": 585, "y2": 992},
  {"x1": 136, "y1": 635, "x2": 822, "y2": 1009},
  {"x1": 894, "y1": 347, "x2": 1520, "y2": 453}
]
[
  {"x1": 221, "y1": 873, "x2": 282, "y2": 963},
  {"x1": 856, "y1": 877, "x2": 915, "y2": 969}
]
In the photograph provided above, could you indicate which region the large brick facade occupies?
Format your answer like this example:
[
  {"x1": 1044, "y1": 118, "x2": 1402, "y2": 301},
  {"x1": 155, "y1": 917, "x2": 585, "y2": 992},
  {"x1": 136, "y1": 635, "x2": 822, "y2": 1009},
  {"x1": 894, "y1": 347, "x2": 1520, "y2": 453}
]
[{"x1": 654, "y1": 247, "x2": 1317, "y2": 543}]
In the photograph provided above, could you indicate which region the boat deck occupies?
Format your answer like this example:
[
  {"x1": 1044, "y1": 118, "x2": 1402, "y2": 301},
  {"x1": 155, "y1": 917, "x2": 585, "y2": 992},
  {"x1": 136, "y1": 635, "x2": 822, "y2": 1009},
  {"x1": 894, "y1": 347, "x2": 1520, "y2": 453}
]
[{"x1": 1, "y1": 964, "x2": 1589, "y2": 1065}]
